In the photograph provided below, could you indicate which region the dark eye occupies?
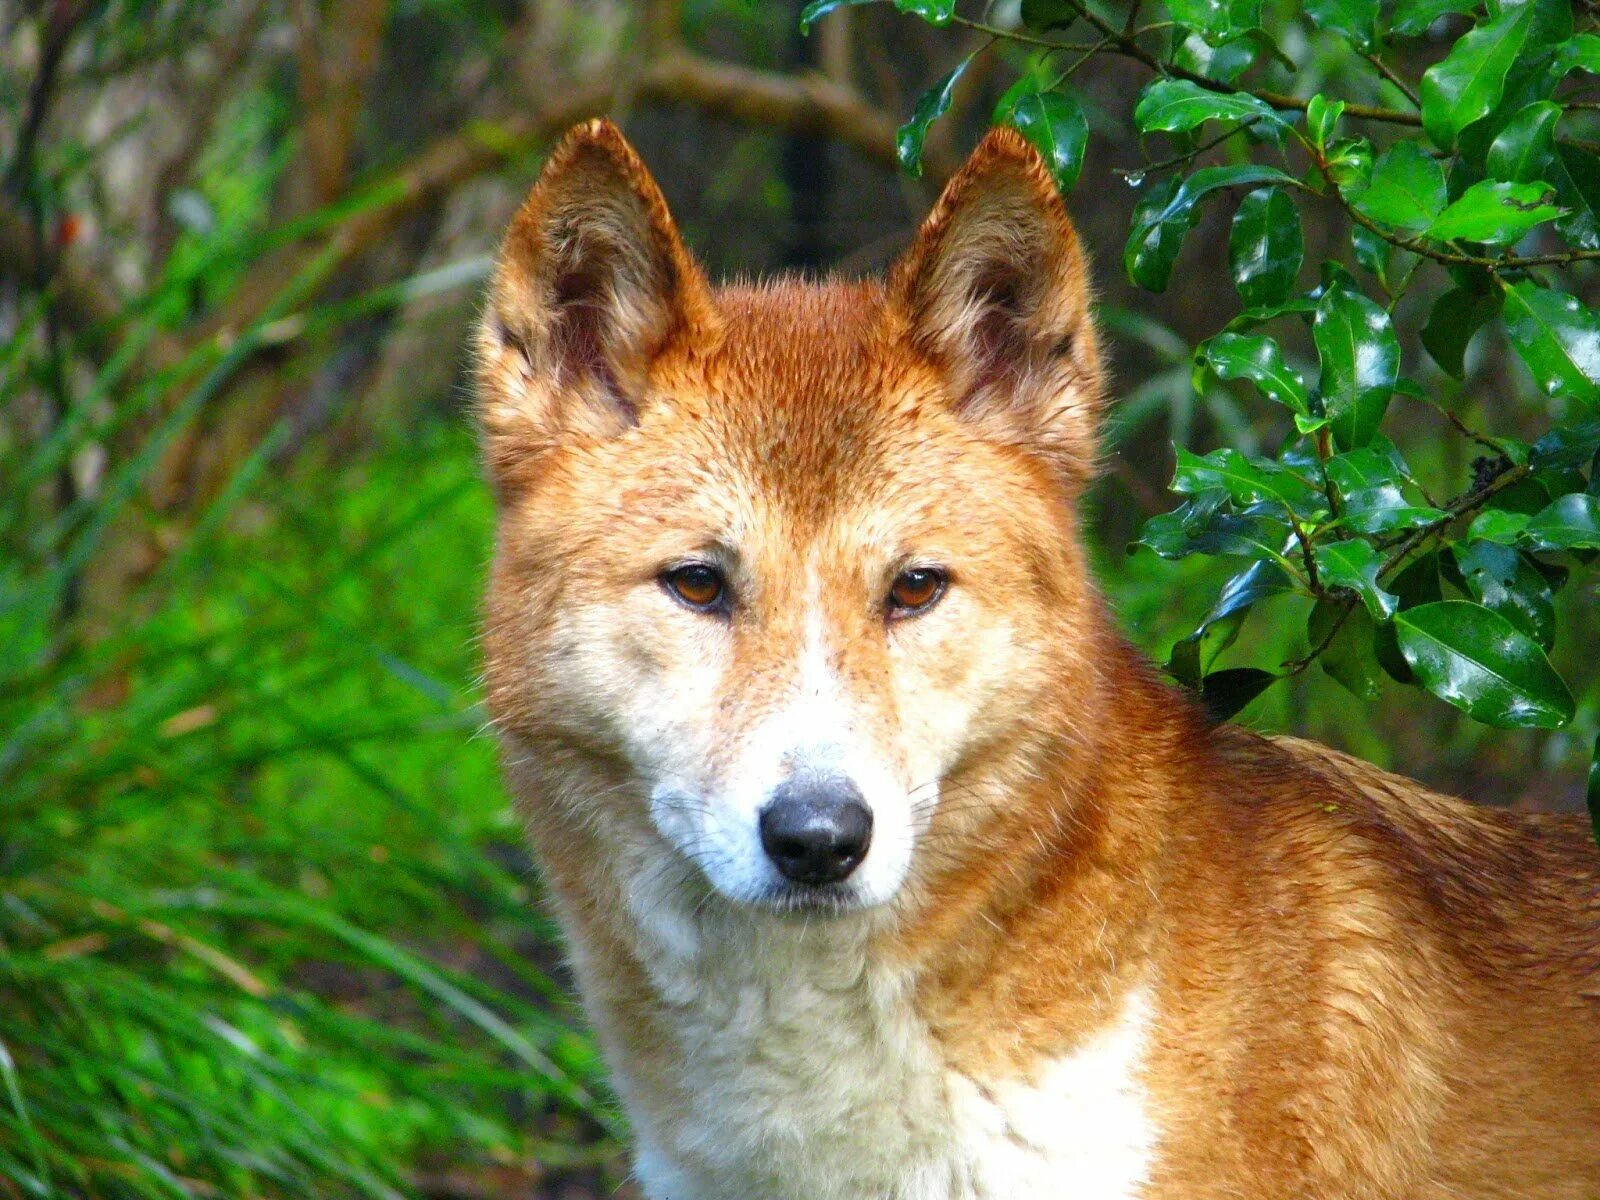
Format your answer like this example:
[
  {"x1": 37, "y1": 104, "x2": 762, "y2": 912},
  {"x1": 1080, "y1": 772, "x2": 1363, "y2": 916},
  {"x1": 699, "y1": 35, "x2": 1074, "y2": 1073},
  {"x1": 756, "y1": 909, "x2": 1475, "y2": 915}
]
[
  {"x1": 887, "y1": 567, "x2": 947, "y2": 618},
  {"x1": 661, "y1": 563, "x2": 727, "y2": 613}
]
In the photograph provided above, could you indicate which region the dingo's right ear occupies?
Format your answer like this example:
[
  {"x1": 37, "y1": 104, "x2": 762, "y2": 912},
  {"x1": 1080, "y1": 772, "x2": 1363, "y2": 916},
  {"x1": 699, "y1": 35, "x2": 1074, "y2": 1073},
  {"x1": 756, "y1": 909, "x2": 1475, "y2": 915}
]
[{"x1": 477, "y1": 120, "x2": 714, "y2": 474}]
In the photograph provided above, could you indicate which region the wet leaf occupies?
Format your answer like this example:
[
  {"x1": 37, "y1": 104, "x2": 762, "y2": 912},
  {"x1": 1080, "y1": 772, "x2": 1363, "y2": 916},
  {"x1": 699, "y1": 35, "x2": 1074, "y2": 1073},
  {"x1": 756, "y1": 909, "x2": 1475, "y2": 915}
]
[
  {"x1": 1314, "y1": 285, "x2": 1399, "y2": 450},
  {"x1": 896, "y1": 59, "x2": 968, "y2": 178},
  {"x1": 1315, "y1": 539, "x2": 1399, "y2": 620},
  {"x1": 1485, "y1": 101, "x2": 1561, "y2": 185},
  {"x1": 1451, "y1": 540, "x2": 1556, "y2": 648},
  {"x1": 800, "y1": 0, "x2": 879, "y2": 30},
  {"x1": 893, "y1": 0, "x2": 956, "y2": 23},
  {"x1": 1134, "y1": 79, "x2": 1283, "y2": 135},
  {"x1": 1395, "y1": 600, "x2": 1573, "y2": 728},
  {"x1": 1229, "y1": 187, "x2": 1303, "y2": 309},
  {"x1": 1501, "y1": 281, "x2": 1600, "y2": 407},
  {"x1": 1005, "y1": 90, "x2": 1088, "y2": 194},
  {"x1": 1347, "y1": 143, "x2": 1447, "y2": 231},
  {"x1": 1391, "y1": 0, "x2": 1478, "y2": 37},
  {"x1": 1171, "y1": 446, "x2": 1324, "y2": 516},
  {"x1": 1424, "y1": 179, "x2": 1563, "y2": 245},
  {"x1": 1305, "y1": 0, "x2": 1379, "y2": 49},
  {"x1": 1125, "y1": 165, "x2": 1294, "y2": 291},
  {"x1": 1520, "y1": 493, "x2": 1600, "y2": 550},
  {"x1": 1198, "y1": 332, "x2": 1315, "y2": 424},
  {"x1": 1419, "y1": 3, "x2": 1535, "y2": 150},
  {"x1": 1338, "y1": 484, "x2": 1446, "y2": 535}
]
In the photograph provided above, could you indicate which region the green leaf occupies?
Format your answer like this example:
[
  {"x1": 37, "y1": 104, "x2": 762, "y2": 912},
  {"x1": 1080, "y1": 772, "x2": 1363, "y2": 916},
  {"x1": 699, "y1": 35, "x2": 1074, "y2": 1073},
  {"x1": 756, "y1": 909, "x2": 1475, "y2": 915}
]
[
  {"x1": 1314, "y1": 285, "x2": 1399, "y2": 450},
  {"x1": 1485, "y1": 101, "x2": 1560, "y2": 185},
  {"x1": 1501, "y1": 281, "x2": 1600, "y2": 406},
  {"x1": 897, "y1": 59, "x2": 968, "y2": 177},
  {"x1": 893, "y1": 0, "x2": 955, "y2": 22},
  {"x1": 1346, "y1": 142, "x2": 1446, "y2": 232},
  {"x1": 1199, "y1": 667, "x2": 1279, "y2": 720},
  {"x1": 1532, "y1": 420, "x2": 1600, "y2": 471},
  {"x1": 1391, "y1": 0, "x2": 1477, "y2": 37},
  {"x1": 1125, "y1": 165, "x2": 1294, "y2": 292},
  {"x1": 1171, "y1": 446, "x2": 1325, "y2": 516},
  {"x1": 1315, "y1": 539, "x2": 1399, "y2": 620},
  {"x1": 1005, "y1": 90, "x2": 1088, "y2": 195},
  {"x1": 1424, "y1": 179, "x2": 1563, "y2": 244},
  {"x1": 1305, "y1": 94, "x2": 1344, "y2": 151},
  {"x1": 1167, "y1": 0, "x2": 1263, "y2": 44},
  {"x1": 1134, "y1": 79, "x2": 1283, "y2": 134},
  {"x1": 1305, "y1": 0, "x2": 1378, "y2": 48},
  {"x1": 1421, "y1": 285, "x2": 1502, "y2": 378},
  {"x1": 1311, "y1": 601, "x2": 1384, "y2": 699},
  {"x1": 1452, "y1": 539, "x2": 1556, "y2": 648},
  {"x1": 1323, "y1": 137, "x2": 1374, "y2": 191},
  {"x1": 1338, "y1": 484, "x2": 1447, "y2": 535},
  {"x1": 1138, "y1": 502, "x2": 1295, "y2": 569},
  {"x1": 1419, "y1": 3, "x2": 1535, "y2": 151},
  {"x1": 1198, "y1": 332, "x2": 1314, "y2": 421},
  {"x1": 1555, "y1": 32, "x2": 1600, "y2": 77},
  {"x1": 1229, "y1": 187, "x2": 1302, "y2": 309},
  {"x1": 1467, "y1": 507, "x2": 1533, "y2": 544},
  {"x1": 1169, "y1": 559, "x2": 1295, "y2": 683},
  {"x1": 1520, "y1": 493, "x2": 1600, "y2": 550},
  {"x1": 1394, "y1": 600, "x2": 1574, "y2": 728},
  {"x1": 1325, "y1": 441, "x2": 1411, "y2": 491},
  {"x1": 1171, "y1": 31, "x2": 1259, "y2": 82},
  {"x1": 800, "y1": 0, "x2": 879, "y2": 30}
]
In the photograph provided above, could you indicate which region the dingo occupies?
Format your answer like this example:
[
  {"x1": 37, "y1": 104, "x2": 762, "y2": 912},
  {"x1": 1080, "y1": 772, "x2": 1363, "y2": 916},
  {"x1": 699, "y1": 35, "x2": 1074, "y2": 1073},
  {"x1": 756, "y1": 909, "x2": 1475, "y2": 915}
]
[{"x1": 477, "y1": 119, "x2": 1600, "y2": 1200}]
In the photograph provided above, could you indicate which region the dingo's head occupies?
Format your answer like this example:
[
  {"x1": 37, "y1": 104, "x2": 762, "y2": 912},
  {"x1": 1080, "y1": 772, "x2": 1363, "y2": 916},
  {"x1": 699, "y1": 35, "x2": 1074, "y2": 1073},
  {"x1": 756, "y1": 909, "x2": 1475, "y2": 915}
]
[{"x1": 480, "y1": 120, "x2": 1105, "y2": 915}]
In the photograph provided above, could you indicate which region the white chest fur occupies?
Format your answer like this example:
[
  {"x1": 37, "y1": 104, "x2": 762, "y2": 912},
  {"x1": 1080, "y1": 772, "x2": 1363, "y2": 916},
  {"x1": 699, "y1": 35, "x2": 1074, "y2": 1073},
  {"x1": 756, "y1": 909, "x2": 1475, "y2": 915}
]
[{"x1": 611, "y1": 897, "x2": 1157, "y2": 1200}]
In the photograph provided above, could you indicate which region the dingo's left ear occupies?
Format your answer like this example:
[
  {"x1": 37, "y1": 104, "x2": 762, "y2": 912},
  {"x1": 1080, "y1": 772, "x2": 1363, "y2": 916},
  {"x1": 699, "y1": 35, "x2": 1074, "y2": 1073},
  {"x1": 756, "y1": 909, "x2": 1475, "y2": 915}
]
[
  {"x1": 890, "y1": 126, "x2": 1103, "y2": 487},
  {"x1": 477, "y1": 120, "x2": 715, "y2": 476}
]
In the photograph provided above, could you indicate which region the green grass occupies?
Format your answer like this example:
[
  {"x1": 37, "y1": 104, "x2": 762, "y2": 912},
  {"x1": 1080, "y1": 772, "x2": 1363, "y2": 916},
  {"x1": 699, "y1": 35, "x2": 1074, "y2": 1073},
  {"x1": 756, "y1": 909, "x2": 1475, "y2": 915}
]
[{"x1": 1, "y1": 422, "x2": 621, "y2": 1198}]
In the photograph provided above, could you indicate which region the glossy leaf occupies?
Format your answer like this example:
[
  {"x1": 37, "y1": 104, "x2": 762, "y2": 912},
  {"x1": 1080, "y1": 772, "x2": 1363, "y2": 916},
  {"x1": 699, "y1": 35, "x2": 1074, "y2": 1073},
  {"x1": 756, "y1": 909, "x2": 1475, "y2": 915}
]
[
  {"x1": 1338, "y1": 484, "x2": 1447, "y2": 535},
  {"x1": 893, "y1": 0, "x2": 955, "y2": 23},
  {"x1": 1304, "y1": 0, "x2": 1378, "y2": 49},
  {"x1": 1419, "y1": 3, "x2": 1535, "y2": 151},
  {"x1": 1198, "y1": 332, "x2": 1314, "y2": 422},
  {"x1": 1395, "y1": 601, "x2": 1574, "y2": 728},
  {"x1": 1391, "y1": 0, "x2": 1478, "y2": 37},
  {"x1": 1167, "y1": 0, "x2": 1263, "y2": 45},
  {"x1": 1229, "y1": 187, "x2": 1302, "y2": 309},
  {"x1": 1171, "y1": 31, "x2": 1259, "y2": 82},
  {"x1": 1452, "y1": 540, "x2": 1556, "y2": 648},
  {"x1": 1501, "y1": 281, "x2": 1600, "y2": 407},
  {"x1": 1552, "y1": 144, "x2": 1600, "y2": 250},
  {"x1": 1424, "y1": 179, "x2": 1563, "y2": 245},
  {"x1": 1421, "y1": 285, "x2": 1502, "y2": 378},
  {"x1": 1485, "y1": 101, "x2": 1561, "y2": 185},
  {"x1": 1315, "y1": 539, "x2": 1399, "y2": 620},
  {"x1": 896, "y1": 59, "x2": 968, "y2": 178},
  {"x1": 1467, "y1": 508, "x2": 1533, "y2": 544},
  {"x1": 1171, "y1": 446, "x2": 1324, "y2": 516},
  {"x1": 1520, "y1": 493, "x2": 1600, "y2": 550},
  {"x1": 1006, "y1": 90, "x2": 1088, "y2": 195},
  {"x1": 1305, "y1": 95, "x2": 1344, "y2": 151},
  {"x1": 1169, "y1": 559, "x2": 1294, "y2": 683},
  {"x1": 799, "y1": 0, "x2": 878, "y2": 29},
  {"x1": 1554, "y1": 33, "x2": 1600, "y2": 78},
  {"x1": 1314, "y1": 285, "x2": 1399, "y2": 450},
  {"x1": 1347, "y1": 143, "x2": 1446, "y2": 232},
  {"x1": 1134, "y1": 79, "x2": 1282, "y2": 135},
  {"x1": 1125, "y1": 165, "x2": 1294, "y2": 292}
]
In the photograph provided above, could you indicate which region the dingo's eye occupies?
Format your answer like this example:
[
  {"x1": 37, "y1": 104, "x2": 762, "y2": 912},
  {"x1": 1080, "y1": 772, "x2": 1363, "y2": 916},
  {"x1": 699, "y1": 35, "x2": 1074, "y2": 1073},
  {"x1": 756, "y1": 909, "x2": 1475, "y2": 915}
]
[
  {"x1": 887, "y1": 567, "x2": 947, "y2": 619},
  {"x1": 661, "y1": 563, "x2": 727, "y2": 613}
]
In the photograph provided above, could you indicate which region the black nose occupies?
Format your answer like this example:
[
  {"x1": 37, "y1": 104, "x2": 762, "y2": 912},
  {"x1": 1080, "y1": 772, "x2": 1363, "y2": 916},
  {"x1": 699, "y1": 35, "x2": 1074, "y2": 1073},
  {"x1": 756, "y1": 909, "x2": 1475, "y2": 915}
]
[{"x1": 759, "y1": 777, "x2": 873, "y2": 887}]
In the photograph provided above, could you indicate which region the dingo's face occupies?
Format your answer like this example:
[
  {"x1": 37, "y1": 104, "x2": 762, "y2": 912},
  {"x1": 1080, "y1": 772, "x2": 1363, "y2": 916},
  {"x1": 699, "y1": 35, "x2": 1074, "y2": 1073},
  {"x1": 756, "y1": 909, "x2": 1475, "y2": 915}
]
[{"x1": 480, "y1": 122, "x2": 1104, "y2": 914}]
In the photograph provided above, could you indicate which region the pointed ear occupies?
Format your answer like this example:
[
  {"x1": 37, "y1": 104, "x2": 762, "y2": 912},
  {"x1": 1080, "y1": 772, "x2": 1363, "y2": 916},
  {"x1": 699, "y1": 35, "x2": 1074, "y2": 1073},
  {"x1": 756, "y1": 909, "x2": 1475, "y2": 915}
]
[
  {"x1": 889, "y1": 126, "x2": 1104, "y2": 487},
  {"x1": 476, "y1": 119, "x2": 715, "y2": 472}
]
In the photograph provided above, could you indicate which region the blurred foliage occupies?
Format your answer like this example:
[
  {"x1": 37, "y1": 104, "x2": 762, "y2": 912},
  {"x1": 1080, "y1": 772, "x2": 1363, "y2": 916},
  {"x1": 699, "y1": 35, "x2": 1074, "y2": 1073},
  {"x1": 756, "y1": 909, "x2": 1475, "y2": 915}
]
[{"x1": 1, "y1": 0, "x2": 1596, "y2": 1195}]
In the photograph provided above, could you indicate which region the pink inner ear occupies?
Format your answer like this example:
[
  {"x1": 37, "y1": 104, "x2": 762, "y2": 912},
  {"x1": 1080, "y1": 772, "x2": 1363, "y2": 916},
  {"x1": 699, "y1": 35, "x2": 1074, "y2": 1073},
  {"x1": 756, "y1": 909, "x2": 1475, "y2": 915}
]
[
  {"x1": 551, "y1": 265, "x2": 633, "y2": 423},
  {"x1": 961, "y1": 267, "x2": 1029, "y2": 406}
]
